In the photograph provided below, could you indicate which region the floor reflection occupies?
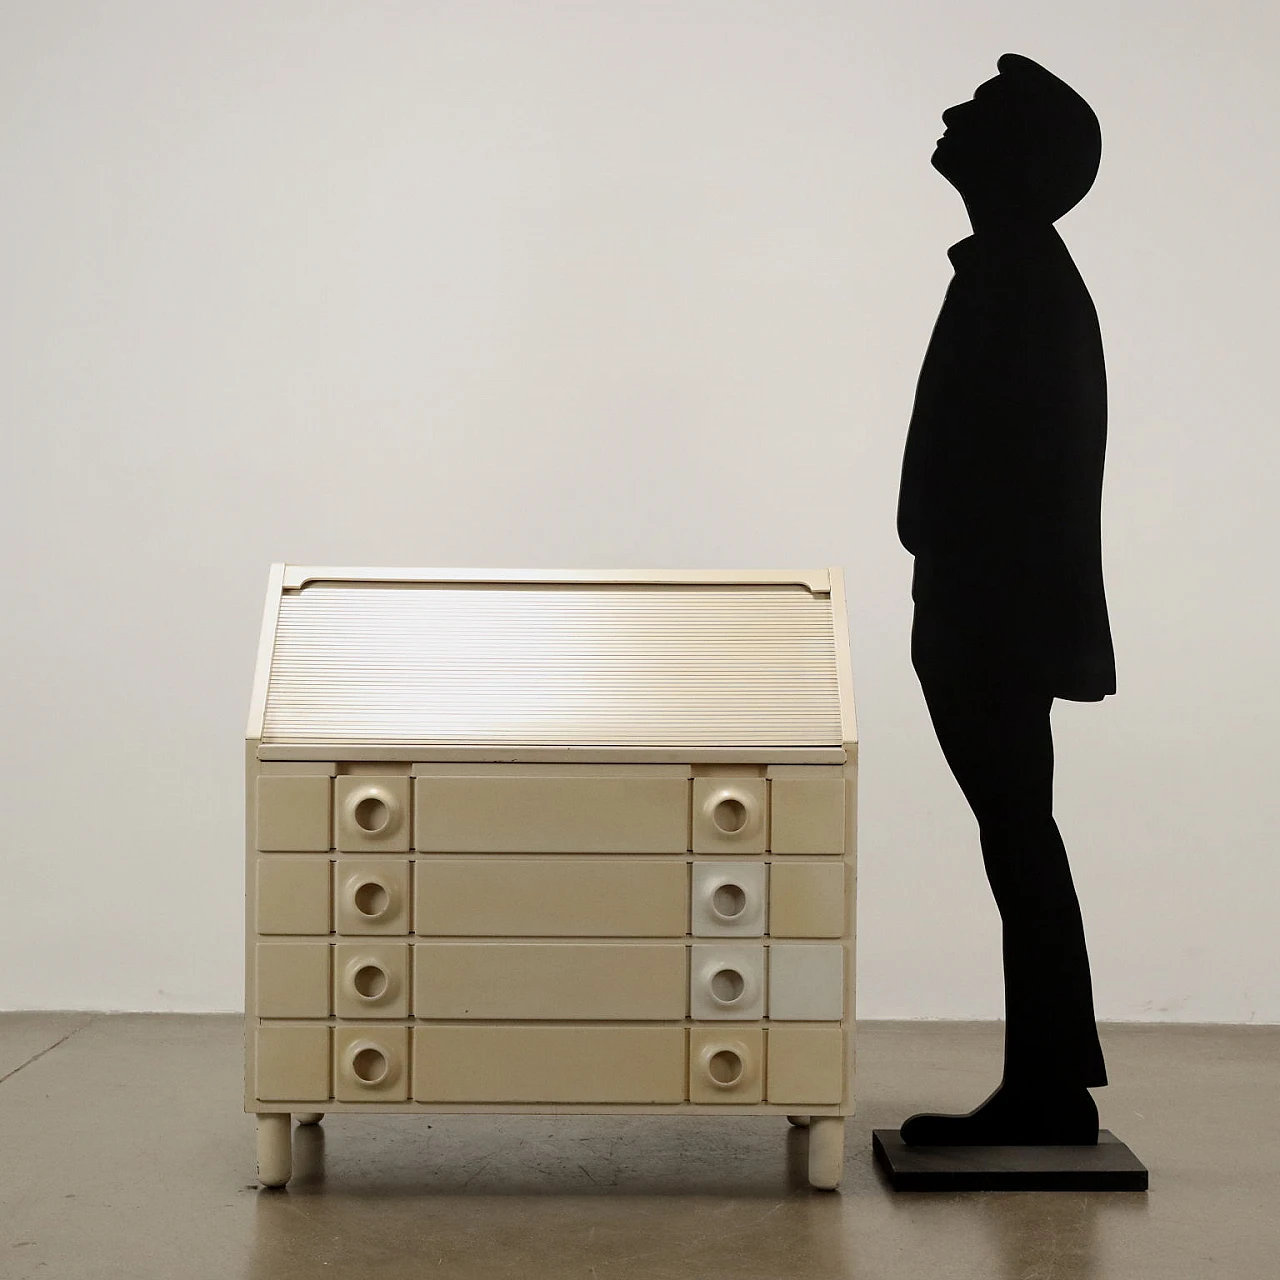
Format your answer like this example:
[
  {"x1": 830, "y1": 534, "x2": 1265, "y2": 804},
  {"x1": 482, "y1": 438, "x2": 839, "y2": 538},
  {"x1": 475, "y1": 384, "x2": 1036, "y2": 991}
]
[
  {"x1": 985, "y1": 1184, "x2": 1149, "y2": 1280},
  {"x1": 248, "y1": 1115, "x2": 852, "y2": 1280}
]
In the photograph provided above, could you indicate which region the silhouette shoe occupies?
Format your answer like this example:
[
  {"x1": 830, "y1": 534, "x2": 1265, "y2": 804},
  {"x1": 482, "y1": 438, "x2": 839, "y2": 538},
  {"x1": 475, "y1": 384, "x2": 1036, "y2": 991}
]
[{"x1": 899, "y1": 1083, "x2": 1099, "y2": 1146}]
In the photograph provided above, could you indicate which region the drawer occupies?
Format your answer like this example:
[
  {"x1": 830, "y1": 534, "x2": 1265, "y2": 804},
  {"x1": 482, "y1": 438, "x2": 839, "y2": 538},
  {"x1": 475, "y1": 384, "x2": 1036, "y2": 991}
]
[
  {"x1": 770, "y1": 777, "x2": 846, "y2": 854},
  {"x1": 256, "y1": 857, "x2": 331, "y2": 935},
  {"x1": 333, "y1": 942, "x2": 410, "y2": 1019},
  {"x1": 255, "y1": 1025, "x2": 331, "y2": 1102},
  {"x1": 334, "y1": 1025, "x2": 409, "y2": 1102},
  {"x1": 334, "y1": 858, "x2": 411, "y2": 935},
  {"x1": 414, "y1": 859, "x2": 688, "y2": 936},
  {"x1": 255, "y1": 942, "x2": 331, "y2": 1018},
  {"x1": 256, "y1": 775, "x2": 331, "y2": 851},
  {"x1": 413, "y1": 1026, "x2": 686, "y2": 1103},
  {"x1": 768, "y1": 943, "x2": 844, "y2": 1020},
  {"x1": 691, "y1": 862, "x2": 766, "y2": 936},
  {"x1": 766, "y1": 1026, "x2": 844, "y2": 1105},
  {"x1": 334, "y1": 776, "x2": 412, "y2": 853},
  {"x1": 692, "y1": 778, "x2": 767, "y2": 854},
  {"x1": 689, "y1": 944, "x2": 765, "y2": 1020},
  {"x1": 768, "y1": 862, "x2": 845, "y2": 937},
  {"x1": 413, "y1": 942, "x2": 687, "y2": 1020},
  {"x1": 689, "y1": 1027, "x2": 763, "y2": 1104},
  {"x1": 414, "y1": 776, "x2": 689, "y2": 853}
]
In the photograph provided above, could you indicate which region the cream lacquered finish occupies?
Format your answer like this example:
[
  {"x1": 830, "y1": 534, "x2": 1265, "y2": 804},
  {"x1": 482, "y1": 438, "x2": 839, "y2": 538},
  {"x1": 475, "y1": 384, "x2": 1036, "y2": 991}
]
[
  {"x1": 768, "y1": 862, "x2": 846, "y2": 938},
  {"x1": 412, "y1": 1026, "x2": 688, "y2": 1104},
  {"x1": 414, "y1": 774, "x2": 689, "y2": 853},
  {"x1": 245, "y1": 566, "x2": 857, "y2": 1192},
  {"x1": 413, "y1": 942, "x2": 688, "y2": 1021},
  {"x1": 415, "y1": 859, "x2": 689, "y2": 937}
]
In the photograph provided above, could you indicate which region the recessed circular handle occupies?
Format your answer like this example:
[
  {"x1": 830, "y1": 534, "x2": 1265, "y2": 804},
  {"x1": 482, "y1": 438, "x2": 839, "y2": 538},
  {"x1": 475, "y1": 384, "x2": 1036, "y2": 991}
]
[
  {"x1": 707, "y1": 1048, "x2": 743, "y2": 1087},
  {"x1": 712, "y1": 797, "x2": 748, "y2": 834},
  {"x1": 711, "y1": 882, "x2": 747, "y2": 919},
  {"x1": 353, "y1": 880, "x2": 390, "y2": 918},
  {"x1": 700, "y1": 786, "x2": 760, "y2": 842},
  {"x1": 351, "y1": 1045, "x2": 388, "y2": 1085},
  {"x1": 710, "y1": 967, "x2": 746, "y2": 1003},
  {"x1": 352, "y1": 964, "x2": 388, "y2": 1000},
  {"x1": 354, "y1": 795, "x2": 390, "y2": 833}
]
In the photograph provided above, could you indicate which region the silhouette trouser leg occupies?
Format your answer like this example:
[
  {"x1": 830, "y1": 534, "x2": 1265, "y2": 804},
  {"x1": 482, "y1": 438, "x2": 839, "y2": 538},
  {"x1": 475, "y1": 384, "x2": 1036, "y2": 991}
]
[{"x1": 917, "y1": 676, "x2": 1107, "y2": 1089}]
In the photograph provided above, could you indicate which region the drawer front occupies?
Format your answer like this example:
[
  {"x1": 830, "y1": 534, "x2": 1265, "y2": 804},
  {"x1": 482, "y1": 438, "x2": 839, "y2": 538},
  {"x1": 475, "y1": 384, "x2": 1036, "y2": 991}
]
[
  {"x1": 692, "y1": 778, "x2": 767, "y2": 854},
  {"x1": 334, "y1": 1025, "x2": 409, "y2": 1102},
  {"x1": 413, "y1": 1025, "x2": 686, "y2": 1103},
  {"x1": 689, "y1": 944, "x2": 765, "y2": 1020},
  {"x1": 691, "y1": 861, "x2": 766, "y2": 937},
  {"x1": 413, "y1": 942, "x2": 687, "y2": 1019},
  {"x1": 255, "y1": 1025, "x2": 331, "y2": 1101},
  {"x1": 333, "y1": 942, "x2": 411, "y2": 1019},
  {"x1": 255, "y1": 942, "x2": 331, "y2": 1018},
  {"x1": 689, "y1": 1027, "x2": 763, "y2": 1104},
  {"x1": 414, "y1": 776, "x2": 689, "y2": 853},
  {"x1": 767, "y1": 862, "x2": 845, "y2": 937},
  {"x1": 334, "y1": 776, "x2": 412, "y2": 853},
  {"x1": 768, "y1": 943, "x2": 844, "y2": 1020},
  {"x1": 415, "y1": 859, "x2": 688, "y2": 936},
  {"x1": 334, "y1": 858, "x2": 411, "y2": 935},
  {"x1": 256, "y1": 775, "x2": 331, "y2": 851},
  {"x1": 766, "y1": 1026, "x2": 844, "y2": 1105},
  {"x1": 257, "y1": 857, "x2": 331, "y2": 935},
  {"x1": 769, "y1": 777, "x2": 846, "y2": 854}
]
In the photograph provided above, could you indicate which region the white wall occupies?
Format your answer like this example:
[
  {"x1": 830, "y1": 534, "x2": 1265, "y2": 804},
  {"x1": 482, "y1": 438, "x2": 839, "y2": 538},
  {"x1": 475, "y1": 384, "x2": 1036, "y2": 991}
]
[{"x1": 3, "y1": 1, "x2": 1276, "y2": 1020}]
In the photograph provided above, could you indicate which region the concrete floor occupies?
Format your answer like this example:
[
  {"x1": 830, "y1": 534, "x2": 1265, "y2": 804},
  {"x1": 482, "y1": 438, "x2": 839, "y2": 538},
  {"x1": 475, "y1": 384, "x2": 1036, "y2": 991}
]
[{"x1": 1, "y1": 1017, "x2": 1276, "y2": 1279}]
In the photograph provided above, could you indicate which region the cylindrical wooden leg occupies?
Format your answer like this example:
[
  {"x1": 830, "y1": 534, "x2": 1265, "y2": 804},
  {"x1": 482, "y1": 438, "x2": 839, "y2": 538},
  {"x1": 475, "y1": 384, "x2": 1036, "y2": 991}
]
[
  {"x1": 787, "y1": 1115, "x2": 811, "y2": 1127},
  {"x1": 295, "y1": 1113, "x2": 323, "y2": 1126},
  {"x1": 807, "y1": 1116, "x2": 845, "y2": 1190},
  {"x1": 257, "y1": 1113, "x2": 292, "y2": 1188}
]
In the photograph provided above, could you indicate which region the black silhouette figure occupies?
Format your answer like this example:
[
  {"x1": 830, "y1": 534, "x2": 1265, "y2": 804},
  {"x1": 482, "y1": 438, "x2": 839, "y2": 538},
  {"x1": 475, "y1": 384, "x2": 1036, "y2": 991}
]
[{"x1": 897, "y1": 54, "x2": 1114, "y2": 1146}]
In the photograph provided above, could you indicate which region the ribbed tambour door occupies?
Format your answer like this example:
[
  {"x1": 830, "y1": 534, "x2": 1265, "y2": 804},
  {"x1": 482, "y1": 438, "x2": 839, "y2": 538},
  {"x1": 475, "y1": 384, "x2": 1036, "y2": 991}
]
[{"x1": 261, "y1": 582, "x2": 841, "y2": 747}]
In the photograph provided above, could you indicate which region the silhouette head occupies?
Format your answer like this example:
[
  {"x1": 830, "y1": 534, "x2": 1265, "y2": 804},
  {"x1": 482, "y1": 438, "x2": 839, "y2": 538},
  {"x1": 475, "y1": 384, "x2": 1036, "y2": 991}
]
[{"x1": 932, "y1": 54, "x2": 1101, "y2": 226}]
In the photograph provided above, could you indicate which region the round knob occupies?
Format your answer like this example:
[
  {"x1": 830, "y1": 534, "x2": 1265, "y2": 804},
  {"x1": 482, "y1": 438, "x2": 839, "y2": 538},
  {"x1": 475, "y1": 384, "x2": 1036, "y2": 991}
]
[
  {"x1": 353, "y1": 880, "x2": 390, "y2": 918},
  {"x1": 352, "y1": 964, "x2": 388, "y2": 1000},
  {"x1": 351, "y1": 1046, "x2": 388, "y2": 1085},
  {"x1": 711, "y1": 882, "x2": 747, "y2": 919},
  {"x1": 353, "y1": 795, "x2": 390, "y2": 833},
  {"x1": 343, "y1": 785, "x2": 401, "y2": 843},
  {"x1": 710, "y1": 967, "x2": 746, "y2": 1004},
  {"x1": 712, "y1": 796, "x2": 748, "y2": 834},
  {"x1": 699, "y1": 785, "x2": 761, "y2": 845},
  {"x1": 707, "y1": 1048, "x2": 744, "y2": 1087}
]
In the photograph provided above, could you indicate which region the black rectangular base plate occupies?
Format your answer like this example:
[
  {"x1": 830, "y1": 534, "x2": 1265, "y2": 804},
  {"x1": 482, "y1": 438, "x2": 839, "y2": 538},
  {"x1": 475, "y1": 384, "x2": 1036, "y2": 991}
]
[{"x1": 872, "y1": 1129, "x2": 1148, "y2": 1192}]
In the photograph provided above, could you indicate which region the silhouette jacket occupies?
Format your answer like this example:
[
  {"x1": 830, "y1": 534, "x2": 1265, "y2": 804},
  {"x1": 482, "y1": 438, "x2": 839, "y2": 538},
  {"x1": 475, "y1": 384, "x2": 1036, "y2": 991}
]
[{"x1": 898, "y1": 229, "x2": 1116, "y2": 700}]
